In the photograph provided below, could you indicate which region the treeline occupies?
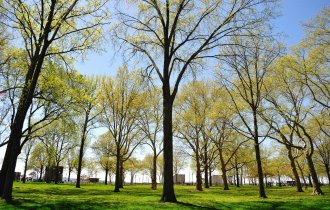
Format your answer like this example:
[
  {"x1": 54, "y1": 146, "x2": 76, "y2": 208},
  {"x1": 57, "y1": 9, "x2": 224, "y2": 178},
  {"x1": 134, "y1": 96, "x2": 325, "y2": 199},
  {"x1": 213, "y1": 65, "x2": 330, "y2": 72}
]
[{"x1": 0, "y1": 0, "x2": 329, "y2": 203}]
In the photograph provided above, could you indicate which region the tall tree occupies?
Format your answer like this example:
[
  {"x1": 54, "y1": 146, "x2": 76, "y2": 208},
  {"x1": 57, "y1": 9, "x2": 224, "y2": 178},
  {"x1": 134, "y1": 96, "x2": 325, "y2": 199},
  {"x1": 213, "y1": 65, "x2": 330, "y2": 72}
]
[
  {"x1": 220, "y1": 31, "x2": 280, "y2": 198},
  {"x1": 0, "y1": 0, "x2": 109, "y2": 201},
  {"x1": 264, "y1": 54, "x2": 324, "y2": 195},
  {"x1": 138, "y1": 87, "x2": 163, "y2": 190},
  {"x1": 75, "y1": 76, "x2": 101, "y2": 188},
  {"x1": 99, "y1": 67, "x2": 144, "y2": 192},
  {"x1": 299, "y1": 7, "x2": 330, "y2": 109},
  {"x1": 175, "y1": 81, "x2": 210, "y2": 191},
  {"x1": 116, "y1": 0, "x2": 275, "y2": 202}
]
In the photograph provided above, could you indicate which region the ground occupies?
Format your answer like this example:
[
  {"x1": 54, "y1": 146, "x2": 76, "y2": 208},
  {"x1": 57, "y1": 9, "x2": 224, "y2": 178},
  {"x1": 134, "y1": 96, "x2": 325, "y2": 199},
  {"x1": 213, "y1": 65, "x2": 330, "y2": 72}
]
[{"x1": 0, "y1": 183, "x2": 329, "y2": 209}]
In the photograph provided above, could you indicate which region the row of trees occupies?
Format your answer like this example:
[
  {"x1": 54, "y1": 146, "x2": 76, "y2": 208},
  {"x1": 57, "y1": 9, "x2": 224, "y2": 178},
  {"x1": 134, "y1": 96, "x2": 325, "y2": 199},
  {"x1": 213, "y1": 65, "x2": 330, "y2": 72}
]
[{"x1": 0, "y1": 0, "x2": 329, "y2": 203}]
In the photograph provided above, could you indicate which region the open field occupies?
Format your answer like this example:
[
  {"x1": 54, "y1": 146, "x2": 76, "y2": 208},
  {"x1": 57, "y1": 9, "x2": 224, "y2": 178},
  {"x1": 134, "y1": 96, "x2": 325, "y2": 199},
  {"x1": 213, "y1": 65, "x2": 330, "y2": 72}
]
[{"x1": 0, "y1": 183, "x2": 329, "y2": 209}]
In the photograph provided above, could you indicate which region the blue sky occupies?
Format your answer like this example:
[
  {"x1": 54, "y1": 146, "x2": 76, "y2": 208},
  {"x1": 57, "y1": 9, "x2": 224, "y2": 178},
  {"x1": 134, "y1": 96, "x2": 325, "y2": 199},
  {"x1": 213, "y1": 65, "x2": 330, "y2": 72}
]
[{"x1": 76, "y1": 0, "x2": 330, "y2": 77}]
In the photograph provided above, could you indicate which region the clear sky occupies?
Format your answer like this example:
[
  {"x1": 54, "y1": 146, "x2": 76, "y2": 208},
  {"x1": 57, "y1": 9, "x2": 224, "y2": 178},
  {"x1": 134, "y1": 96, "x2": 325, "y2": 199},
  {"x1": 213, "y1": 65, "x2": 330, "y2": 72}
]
[{"x1": 75, "y1": 0, "x2": 330, "y2": 77}]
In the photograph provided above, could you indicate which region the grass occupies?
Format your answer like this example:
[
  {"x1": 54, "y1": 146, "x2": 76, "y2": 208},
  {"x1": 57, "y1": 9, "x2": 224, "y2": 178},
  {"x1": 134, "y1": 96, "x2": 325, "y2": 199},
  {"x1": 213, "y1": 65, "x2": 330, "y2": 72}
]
[{"x1": 0, "y1": 182, "x2": 329, "y2": 209}]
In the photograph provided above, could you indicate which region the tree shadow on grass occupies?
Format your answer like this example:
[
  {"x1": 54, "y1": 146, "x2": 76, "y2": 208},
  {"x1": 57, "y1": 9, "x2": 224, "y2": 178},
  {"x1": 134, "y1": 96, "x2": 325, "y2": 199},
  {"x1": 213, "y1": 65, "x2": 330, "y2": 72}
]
[{"x1": 176, "y1": 201, "x2": 217, "y2": 209}]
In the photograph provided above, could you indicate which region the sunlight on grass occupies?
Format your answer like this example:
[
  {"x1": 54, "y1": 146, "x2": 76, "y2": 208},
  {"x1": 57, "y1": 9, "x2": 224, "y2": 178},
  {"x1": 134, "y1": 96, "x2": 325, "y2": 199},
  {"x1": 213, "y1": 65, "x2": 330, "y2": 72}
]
[{"x1": 0, "y1": 183, "x2": 329, "y2": 209}]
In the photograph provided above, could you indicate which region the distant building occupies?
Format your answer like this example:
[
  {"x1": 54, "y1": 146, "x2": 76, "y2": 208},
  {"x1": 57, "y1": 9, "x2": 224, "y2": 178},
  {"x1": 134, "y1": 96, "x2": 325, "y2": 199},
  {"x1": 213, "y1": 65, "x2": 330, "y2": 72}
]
[
  {"x1": 212, "y1": 175, "x2": 223, "y2": 185},
  {"x1": 15, "y1": 172, "x2": 21, "y2": 181},
  {"x1": 44, "y1": 166, "x2": 63, "y2": 183},
  {"x1": 89, "y1": 178, "x2": 99, "y2": 183},
  {"x1": 173, "y1": 174, "x2": 185, "y2": 184}
]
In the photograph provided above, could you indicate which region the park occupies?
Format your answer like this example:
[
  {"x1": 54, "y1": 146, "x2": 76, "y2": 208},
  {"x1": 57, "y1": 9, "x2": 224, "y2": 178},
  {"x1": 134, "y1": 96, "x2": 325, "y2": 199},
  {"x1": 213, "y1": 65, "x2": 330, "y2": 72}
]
[{"x1": 0, "y1": 0, "x2": 330, "y2": 209}]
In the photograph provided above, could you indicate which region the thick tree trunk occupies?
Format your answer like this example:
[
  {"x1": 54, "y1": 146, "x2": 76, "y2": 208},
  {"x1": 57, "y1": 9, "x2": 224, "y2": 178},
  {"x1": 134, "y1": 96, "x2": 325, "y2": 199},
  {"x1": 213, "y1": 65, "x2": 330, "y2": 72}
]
[
  {"x1": 151, "y1": 154, "x2": 157, "y2": 190},
  {"x1": 196, "y1": 157, "x2": 203, "y2": 191},
  {"x1": 55, "y1": 164, "x2": 59, "y2": 184},
  {"x1": 286, "y1": 145, "x2": 303, "y2": 192},
  {"x1": 253, "y1": 110, "x2": 267, "y2": 198},
  {"x1": 105, "y1": 168, "x2": 109, "y2": 185},
  {"x1": 76, "y1": 113, "x2": 89, "y2": 188},
  {"x1": 0, "y1": 124, "x2": 25, "y2": 201},
  {"x1": 119, "y1": 160, "x2": 124, "y2": 188},
  {"x1": 306, "y1": 154, "x2": 323, "y2": 195},
  {"x1": 220, "y1": 153, "x2": 229, "y2": 190},
  {"x1": 308, "y1": 174, "x2": 313, "y2": 187},
  {"x1": 114, "y1": 148, "x2": 121, "y2": 192},
  {"x1": 160, "y1": 94, "x2": 176, "y2": 202},
  {"x1": 221, "y1": 167, "x2": 229, "y2": 190}
]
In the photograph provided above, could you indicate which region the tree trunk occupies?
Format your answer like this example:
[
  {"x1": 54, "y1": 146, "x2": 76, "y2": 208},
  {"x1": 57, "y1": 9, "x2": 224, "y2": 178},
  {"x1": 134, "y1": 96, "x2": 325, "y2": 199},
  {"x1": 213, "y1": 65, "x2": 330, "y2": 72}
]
[
  {"x1": 220, "y1": 155, "x2": 229, "y2": 190},
  {"x1": 105, "y1": 168, "x2": 109, "y2": 185},
  {"x1": 23, "y1": 156, "x2": 29, "y2": 183},
  {"x1": 160, "y1": 94, "x2": 176, "y2": 202},
  {"x1": 55, "y1": 164, "x2": 59, "y2": 184},
  {"x1": 195, "y1": 152, "x2": 203, "y2": 191},
  {"x1": 306, "y1": 154, "x2": 323, "y2": 195},
  {"x1": 308, "y1": 174, "x2": 313, "y2": 187},
  {"x1": 76, "y1": 112, "x2": 89, "y2": 188},
  {"x1": 253, "y1": 110, "x2": 267, "y2": 198},
  {"x1": 151, "y1": 154, "x2": 157, "y2": 190},
  {"x1": 235, "y1": 165, "x2": 240, "y2": 187},
  {"x1": 209, "y1": 168, "x2": 212, "y2": 187},
  {"x1": 325, "y1": 164, "x2": 330, "y2": 187},
  {"x1": 286, "y1": 145, "x2": 303, "y2": 192},
  {"x1": 114, "y1": 148, "x2": 121, "y2": 192},
  {"x1": 68, "y1": 169, "x2": 71, "y2": 182},
  {"x1": 119, "y1": 160, "x2": 124, "y2": 188},
  {"x1": 0, "y1": 130, "x2": 23, "y2": 201},
  {"x1": 0, "y1": 107, "x2": 31, "y2": 200},
  {"x1": 204, "y1": 162, "x2": 209, "y2": 188},
  {"x1": 277, "y1": 170, "x2": 281, "y2": 187},
  {"x1": 130, "y1": 172, "x2": 134, "y2": 185},
  {"x1": 39, "y1": 166, "x2": 44, "y2": 181}
]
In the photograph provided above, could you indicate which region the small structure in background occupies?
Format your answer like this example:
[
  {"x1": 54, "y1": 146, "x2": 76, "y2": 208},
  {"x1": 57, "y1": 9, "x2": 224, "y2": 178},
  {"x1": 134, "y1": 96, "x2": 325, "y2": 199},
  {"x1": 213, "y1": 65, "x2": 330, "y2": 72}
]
[
  {"x1": 212, "y1": 175, "x2": 223, "y2": 186},
  {"x1": 14, "y1": 172, "x2": 21, "y2": 181},
  {"x1": 44, "y1": 166, "x2": 63, "y2": 183},
  {"x1": 173, "y1": 174, "x2": 185, "y2": 184},
  {"x1": 89, "y1": 178, "x2": 99, "y2": 183}
]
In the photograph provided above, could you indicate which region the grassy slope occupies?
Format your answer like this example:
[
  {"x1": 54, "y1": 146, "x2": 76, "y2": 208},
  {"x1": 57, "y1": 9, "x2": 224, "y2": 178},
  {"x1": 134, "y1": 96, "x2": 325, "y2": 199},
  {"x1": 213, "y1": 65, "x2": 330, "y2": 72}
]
[{"x1": 0, "y1": 183, "x2": 329, "y2": 210}]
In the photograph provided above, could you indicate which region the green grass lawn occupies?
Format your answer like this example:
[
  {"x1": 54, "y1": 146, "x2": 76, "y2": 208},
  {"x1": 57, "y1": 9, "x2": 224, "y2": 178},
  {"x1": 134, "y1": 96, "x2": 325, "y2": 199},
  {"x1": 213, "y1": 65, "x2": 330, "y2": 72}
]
[{"x1": 0, "y1": 182, "x2": 329, "y2": 209}]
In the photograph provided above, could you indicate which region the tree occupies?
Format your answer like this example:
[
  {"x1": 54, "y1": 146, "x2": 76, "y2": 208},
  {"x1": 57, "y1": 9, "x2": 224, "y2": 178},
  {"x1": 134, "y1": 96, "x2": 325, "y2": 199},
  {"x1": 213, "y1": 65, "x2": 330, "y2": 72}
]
[
  {"x1": 39, "y1": 119, "x2": 78, "y2": 184},
  {"x1": 99, "y1": 67, "x2": 144, "y2": 192},
  {"x1": 92, "y1": 135, "x2": 115, "y2": 185},
  {"x1": 314, "y1": 113, "x2": 330, "y2": 186},
  {"x1": 138, "y1": 87, "x2": 163, "y2": 190},
  {"x1": 298, "y1": 7, "x2": 330, "y2": 109},
  {"x1": 28, "y1": 143, "x2": 48, "y2": 181},
  {"x1": 20, "y1": 139, "x2": 35, "y2": 183},
  {"x1": 66, "y1": 149, "x2": 79, "y2": 182},
  {"x1": 207, "y1": 85, "x2": 249, "y2": 190},
  {"x1": 175, "y1": 81, "x2": 210, "y2": 191},
  {"x1": 116, "y1": 0, "x2": 275, "y2": 202},
  {"x1": 75, "y1": 76, "x2": 101, "y2": 188},
  {"x1": 0, "y1": 0, "x2": 109, "y2": 201},
  {"x1": 264, "y1": 53, "x2": 324, "y2": 195},
  {"x1": 220, "y1": 30, "x2": 280, "y2": 197}
]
